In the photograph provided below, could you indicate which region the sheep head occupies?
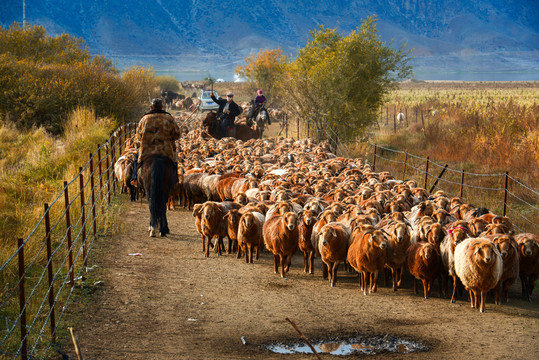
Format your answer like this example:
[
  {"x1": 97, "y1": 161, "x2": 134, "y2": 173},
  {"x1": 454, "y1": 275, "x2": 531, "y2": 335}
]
[
  {"x1": 390, "y1": 221, "x2": 410, "y2": 244},
  {"x1": 421, "y1": 242, "x2": 438, "y2": 260},
  {"x1": 472, "y1": 241, "x2": 498, "y2": 266},
  {"x1": 283, "y1": 212, "x2": 298, "y2": 231},
  {"x1": 519, "y1": 238, "x2": 539, "y2": 258},
  {"x1": 492, "y1": 235, "x2": 515, "y2": 259},
  {"x1": 301, "y1": 209, "x2": 317, "y2": 226}
]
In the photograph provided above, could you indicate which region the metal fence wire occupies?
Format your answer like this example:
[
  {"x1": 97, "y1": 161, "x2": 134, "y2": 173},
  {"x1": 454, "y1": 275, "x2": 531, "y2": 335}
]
[
  {"x1": 371, "y1": 143, "x2": 538, "y2": 234},
  {"x1": 0, "y1": 123, "x2": 136, "y2": 360}
]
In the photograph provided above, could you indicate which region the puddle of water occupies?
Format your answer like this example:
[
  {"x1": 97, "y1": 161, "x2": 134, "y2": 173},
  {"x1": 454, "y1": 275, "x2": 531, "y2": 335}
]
[{"x1": 266, "y1": 334, "x2": 428, "y2": 355}]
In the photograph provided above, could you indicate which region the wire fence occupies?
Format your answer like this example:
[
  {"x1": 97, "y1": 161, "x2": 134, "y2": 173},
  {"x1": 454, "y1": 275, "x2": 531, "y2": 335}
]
[
  {"x1": 371, "y1": 143, "x2": 538, "y2": 234},
  {"x1": 0, "y1": 122, "x2": 137, "y2": 359},
  {"x1": 272, "y1": 116, "x2": 536, "y2": 234}
]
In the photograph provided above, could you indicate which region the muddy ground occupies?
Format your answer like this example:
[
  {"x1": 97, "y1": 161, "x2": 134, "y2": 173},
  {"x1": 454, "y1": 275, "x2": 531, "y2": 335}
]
[{"x1": 63, "y1": 198, "x2": 539, "y2": 360}]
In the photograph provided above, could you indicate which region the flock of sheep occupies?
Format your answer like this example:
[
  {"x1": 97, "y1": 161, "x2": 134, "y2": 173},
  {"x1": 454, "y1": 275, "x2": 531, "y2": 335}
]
[{"x1": 117, "y1": 124, "x2": 538, "y2": 314}]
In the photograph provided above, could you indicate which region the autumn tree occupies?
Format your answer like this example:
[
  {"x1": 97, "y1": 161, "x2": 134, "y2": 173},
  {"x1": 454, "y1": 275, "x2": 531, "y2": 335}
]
[
  {"x1": 281, "y1": 17, "x2": 412, "y2": 144},
  {"x1": 0, "y1": 23, "x2": 155, "y2": 134},
  {"x1": 235, "y1": 48, "x2": 286, "y2": 105}
]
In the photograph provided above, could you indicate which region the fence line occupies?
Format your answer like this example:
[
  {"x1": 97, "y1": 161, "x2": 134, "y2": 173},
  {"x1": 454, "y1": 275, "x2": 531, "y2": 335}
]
[
  {"x1": 371, "y1": 143, "x2": 538, "y2": 234},
  {"x1": 0, "y1": 122, "x2": 136, "y2": 359}
]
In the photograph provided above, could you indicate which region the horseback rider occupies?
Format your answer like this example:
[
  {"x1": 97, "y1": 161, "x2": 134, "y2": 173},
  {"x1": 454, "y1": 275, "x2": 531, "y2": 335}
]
[
  {"x1": 131, "y1": 98, "x2": 180, "y2": 186},
  {"x1": 247, "y1": 89, "x2": 270, "y2": 125},
  {"x1": 210, "y1": 91, "x2": 241, "y2": 137}
]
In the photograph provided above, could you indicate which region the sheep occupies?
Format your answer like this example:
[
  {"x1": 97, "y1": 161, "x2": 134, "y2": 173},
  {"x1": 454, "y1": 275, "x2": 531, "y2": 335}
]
[
  {"x1": 237, "y1": 211, "x2": 265, "y2": 263},
  {"x1": 199, "y1": 201, "x2": 241, "y2": 257},
  {"x1": 223, "y1": 209, "x2": 242, "y2": 257},
  {"x1": 310, "y1": 209, "x2": 339, "y2": 258},
  {"x1": 383, "y1": 220, "x2": 412, "y2": 291},
  {"x1": 298, "y1": 209, "x2": 318, "y2": 274},
  {"x1": 263, "y1": 211, "x2": 299, "y2": 278},
  {"x1": 487, "y1": 234, "x2": 519, "y2": 304},
  {"x1": 347, "y1": 227, "x2": 387, "y2": 295},
  {"x1": 440, "y1": 224, "x2": 472, "y2": 302},
  {"x1": 515, "y1": 233, "x2": 539, "y2": 302},
  {"x1": 114, "y1": 153, "x2": 137, "y2": 201},
  {"x1": 454, "y1": 238, "x2": 503, "y2": 312},
  {"x1": 318, "y1": 222, "x2": 351, "y2": 286},
  {"x1": 192, "y1": 203, "x2": 206, "y2": 252},
  {"x1": 406, "y1": 242, "x2": 441, "y2": 299}
]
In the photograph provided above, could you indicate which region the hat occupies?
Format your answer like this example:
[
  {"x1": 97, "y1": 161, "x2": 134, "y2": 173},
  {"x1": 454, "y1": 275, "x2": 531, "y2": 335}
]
[
  {"x1": 151, "y1": 98, "x2": 163, "y2": 109},
  {"x1": 226, "y1": 92, "x2": 234, "y2": 97},
  {"x1": 257, "y1": 89, "x2": 263, "y2": 95}
]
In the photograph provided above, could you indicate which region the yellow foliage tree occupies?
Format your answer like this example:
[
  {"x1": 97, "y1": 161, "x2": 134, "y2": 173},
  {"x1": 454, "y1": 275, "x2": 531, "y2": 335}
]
[{"x1": 235, "y1": 48, "x2": 286, "y2": 105}]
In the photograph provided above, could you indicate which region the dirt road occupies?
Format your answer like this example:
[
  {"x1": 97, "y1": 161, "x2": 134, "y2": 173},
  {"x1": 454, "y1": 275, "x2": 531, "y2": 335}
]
[{"x1": 65, "y1": 198, "x2": 539, "y2": 359}]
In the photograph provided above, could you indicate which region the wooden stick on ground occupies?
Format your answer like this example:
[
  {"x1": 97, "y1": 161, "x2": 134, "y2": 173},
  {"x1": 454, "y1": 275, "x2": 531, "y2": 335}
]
[
  {"x1": 68, "y1": 327, "x2": 84, "y2": 360},
  {"x1": 285, "y1": 317, "x2": 322, "y2": 360}
]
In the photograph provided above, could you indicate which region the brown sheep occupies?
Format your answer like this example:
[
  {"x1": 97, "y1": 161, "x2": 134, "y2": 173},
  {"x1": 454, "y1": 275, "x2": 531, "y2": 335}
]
[
  {"x1": 454, "y1": 238, "x2": 503, "y2": 312},
  {"x1": 347, "y1": 227, "x2": 387, "y2": 295},
  {"x1": 223, "y1": 209, "x2": 242, "y2": 257},
  {"x1": 383, "y1": 220, "x2": 412, "y2": 291},
  {"x1": 237, "y1": 211, "x2": 265, "y2": 263},
  {"x1": 440, "y1": 224, "x2": 472, "y2": 302},
  {"x1": 318, "y1": 222, "x2": 351, "y2": 286},
  {"x1": 406, "y1": 242, "x2": 441, "y2": 299},
  {"x1": 298, "y1": 210, "x2": 318, "y2": 274},
  {"x1": 192, "y1": 203, "x2": 207, "y2": 252},
  {"x1": 200, "y1": 201, "x2": 241, "y2": 257},
  {"x1": 515, "y1": 233, "x2": 539, "y2": 302},
  {"x1": 487, "y1": 234, "x2": 520, "y2": 304},
  {"x1": 263, "y1": 212, "x2": 299, "y2": 278}
]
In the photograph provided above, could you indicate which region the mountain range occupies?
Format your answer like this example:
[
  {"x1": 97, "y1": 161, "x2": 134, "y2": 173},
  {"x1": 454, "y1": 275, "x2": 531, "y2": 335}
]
[{"x1": 2, "y1": 0, "x2": 538, "y2": 80}]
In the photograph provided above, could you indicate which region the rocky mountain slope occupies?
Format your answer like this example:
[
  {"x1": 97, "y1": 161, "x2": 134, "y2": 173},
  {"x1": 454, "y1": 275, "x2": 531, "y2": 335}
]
[{"x1": 2, "y1": 0, "x2": 538, "y2": 78}]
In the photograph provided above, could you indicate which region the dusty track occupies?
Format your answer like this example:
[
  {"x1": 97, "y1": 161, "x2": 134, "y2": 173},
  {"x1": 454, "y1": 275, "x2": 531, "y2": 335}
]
[{"x1": 65, "y1": 198, "x2": 539, "y2": 359}]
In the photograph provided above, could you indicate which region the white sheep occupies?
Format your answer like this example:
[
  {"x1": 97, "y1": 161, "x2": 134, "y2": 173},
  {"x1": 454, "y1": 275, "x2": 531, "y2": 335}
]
[{"x1": 454, "y1": 238, "x2": 503, "y2": 312}]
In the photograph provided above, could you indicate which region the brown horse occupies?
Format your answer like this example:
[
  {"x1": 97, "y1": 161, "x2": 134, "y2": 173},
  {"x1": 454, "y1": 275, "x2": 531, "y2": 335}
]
[
  {"x1": 140, "y1": 155, "x2": 177, "y2": 237},
  {"x1": 202, "y1": 112, "x2": 255, "y2": 141}
]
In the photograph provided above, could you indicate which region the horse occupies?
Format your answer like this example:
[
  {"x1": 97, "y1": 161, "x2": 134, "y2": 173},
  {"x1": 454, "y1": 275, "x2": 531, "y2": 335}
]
[
  {"x1": 254, "y1": 107, "x2": 271, "y2": 138},
  {"x1": 139, "y1": 155, "x2": 177, "y2": 237},
  {"x1": 202, "y1": 112, "x2": 255, "y2": 141}
]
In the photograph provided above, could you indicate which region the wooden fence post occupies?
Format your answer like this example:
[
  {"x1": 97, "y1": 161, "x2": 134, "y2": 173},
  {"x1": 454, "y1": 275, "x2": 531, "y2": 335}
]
[
  {"x1": 503, "y1": 171, "x2": 509, "y2": 216},
  {"x1": 405, "y1": 108, "x2": 408, "y2": 127},
  {"x1": 460, "y1": 170, "x2": 465, "y2": 198},
  {"x1": 89, "y1": 153, "x2": 97, "y2": 241},
  {"x1": 18, "y1": 238, "x2": 28, "y2": 360},
  {"x1": 424, "y1": 156, "x2": 429, "y2": 190},
  {"x1": 373, "y1": 144, "x2": 377, "y2": 172},
  {"x1": 44, "y1": 203, "x2": 56, "y2": 342},
  {"x1": 63, "y1": 181, "x2": 74, "y2": 288},
  {"x1": 79, "y1": 167, "x2": 87, "y2": 267},
  {"x1": 106, "y1": 146, "x2": 111, "y2": 205},
  {"x1": 402, "y1": 152, "x2": 408, "y2": 181},
  {"x1": 97, "y1": 144, "x2": 103, "y2": 206},
  {"x1": 111, "y1": 136, "x2": 117, "y2": 196}
]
